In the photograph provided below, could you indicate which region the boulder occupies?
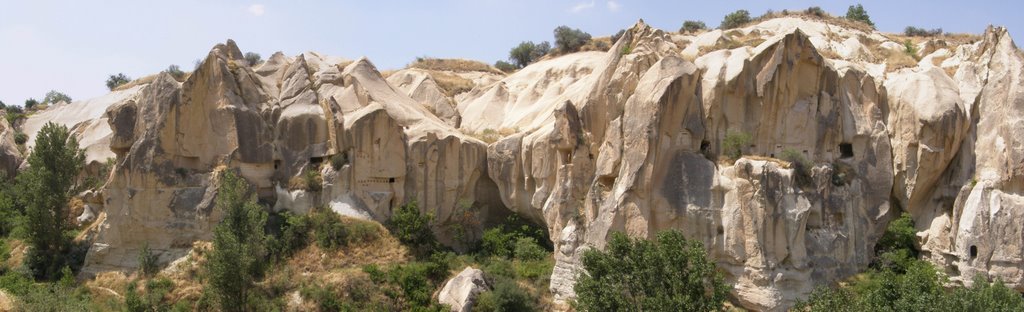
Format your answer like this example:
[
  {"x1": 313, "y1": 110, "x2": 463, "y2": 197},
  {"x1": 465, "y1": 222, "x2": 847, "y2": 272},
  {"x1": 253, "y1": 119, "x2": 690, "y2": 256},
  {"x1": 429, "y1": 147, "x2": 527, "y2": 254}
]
[{"x1": 438, "y1": 267, "x2": 490, "y2": 312}]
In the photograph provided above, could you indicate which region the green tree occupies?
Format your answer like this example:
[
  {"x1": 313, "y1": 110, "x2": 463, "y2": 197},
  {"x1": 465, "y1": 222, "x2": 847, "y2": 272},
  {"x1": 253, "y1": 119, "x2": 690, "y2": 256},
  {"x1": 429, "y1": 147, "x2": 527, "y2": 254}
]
[
  {"x1": 508, "y1": 41, "x2": 551, "y2": 68},
  {"x1": 721, "y1": 131, "x2": 751, "y2": 161},
  {"x1": 244, "y1": 52, "x2": 262, "y2": 66},
  {"x1": 845, "y1": 4, "x2": 874, "y2": 28},
  {"x1": 204, "y1": 170, "x2": 268, "y2": 312},
  {"x1": 388, "y1": 201, "x2": 437, "y2": 256},
  {"x1": 680, "y1": 20, "x2": 707, "y2": 33},
  {"x1": 166, "y1": 64, "x2": 186, "y2": 80},
  {"x1": 720, "y1": 9, "x2": 751, "y2": 29},
  {"x1": 42, "y1": 90, "x2": 72, "y2": 104},
  {"x1": 24, "y1": 98, "x2": 39, "y2": 110},
  {"x1": 494, "y1": 60, "x2": 517, "y2": 73},
  {"x1": 106, "y1": 73, "x2": 131, "y2": 91},
  {"x1": 553, "y1": 26, "x2": 592, "y2": 53},
  {"x1": 17, "y1": 122, "x2": 85, "y2": 280},
  {"x1": 574, "y1": 230, "x2": 730, "y2": 312}
]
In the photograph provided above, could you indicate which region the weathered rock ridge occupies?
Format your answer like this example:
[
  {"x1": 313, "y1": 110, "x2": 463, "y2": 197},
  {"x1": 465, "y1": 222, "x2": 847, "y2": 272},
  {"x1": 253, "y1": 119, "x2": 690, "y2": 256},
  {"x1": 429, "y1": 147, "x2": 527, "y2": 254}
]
[{"x1": 5, "y1": 15, "x2": 1018, "y2": 312}]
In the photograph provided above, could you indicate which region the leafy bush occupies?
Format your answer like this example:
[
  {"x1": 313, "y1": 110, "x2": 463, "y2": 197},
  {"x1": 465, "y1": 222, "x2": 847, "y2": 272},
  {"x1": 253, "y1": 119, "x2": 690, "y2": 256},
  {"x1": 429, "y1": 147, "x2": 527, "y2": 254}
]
[
  {"x1": 363, "y1": 255, "x2": 452, "y2": 310},
  {"x1": 876, "y1": 213, "x2": 917, "y2": 257},
  {"x1": 167, "y1": 64, "x2": 186, "y2": 80},
  {"x1": 494, "y1": 61, "x2": 516, "y2": 73},
  {"x1": 903, "y1": 39, "x2": 920, "y2": 59},
  {"x1": 265, "y1": 211, "x2": 310, "y2": 260},
  {"x1": 42, "y1": 90, "x2": 72, "y2": 105},
  {"x1": 244, "y1": 52, "x2": 262, "y2": 66},
  {"x1": 299, "y1": 284, "x2": 343, "y2": 312},
  {"x1": 804, "y1": 6, "x2": 826, "y2": 17},
  {"x1": 106, "y1": 73, "x2": 131, "y2": 91},
  {"x1": 553, "y1": 26, "x2": 592, "y2": 53},
  {"x1": 13, "y1": 132, "x2": 27, "y2": 145},
  {"x1": 311, "y1": 208, "x2": 348, "y2": 250},
  {"x1": 610, "y1": 29, "x2": 626, "y2": 43},
  {"x1": 680, "y1": 20, "x2": 707, "y2": 33},
  {"x1": 508, "y1": 41, "x2": 551, "y2": 68},
  {"x1": 781, "y1": 149, "x2": 812, "y2": 188},
  {"x1": 138, "y1": 242, "x2": 159, "y2": 277},
  {"x1": 904, "y1": 26, "x2": 943, "y2": 37},
  {"x1": 329, "y1": 152, "x2": 348, "y2": 170},
  {"x1": 513, "y1": 237, "x2": 547, "y2": 261},
  {"x1": 947, "y1": 275, "x2": 1024, "y2": 311},
  {"x1": 845, "y1": 4, "x2": 874, "y2": 27},
  {"x1": 721, "y1": 131, "x2": 751, "y2": 161},
  {"x1": 125, "y1": 277, "x2": 175, "y2": 312},
  {"x1": 574, "y1": 230, "x2": 730, "y2": 312},
  {"x1": 480, "y1": 215, "x2": 549, "y2": 259},
  {"x1": 288, "y1": 168, "x2": 323, "y2": 192},
  {"x1": 720, "y1": 10, "x2": 752, "y2": 29},
  {"x1": 346, "y1": 218, "x2": 380, "y2": 245},
  {"x1": 388, "y1": 201, "x2": 438, "y2": 256},
  {"x1": 475, "y1": 277, "x2": 536, "y2": 312},
  {"x1": 24, "y1": 98, "x2": 39, "y2": 110}
]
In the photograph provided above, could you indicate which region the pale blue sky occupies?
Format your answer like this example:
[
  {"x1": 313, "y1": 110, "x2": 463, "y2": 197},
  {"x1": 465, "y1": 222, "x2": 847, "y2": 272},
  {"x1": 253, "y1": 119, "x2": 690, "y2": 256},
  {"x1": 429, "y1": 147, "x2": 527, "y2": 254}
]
[{"x1": 1, "y1": 0, "x2": 1021, "y2": 106}]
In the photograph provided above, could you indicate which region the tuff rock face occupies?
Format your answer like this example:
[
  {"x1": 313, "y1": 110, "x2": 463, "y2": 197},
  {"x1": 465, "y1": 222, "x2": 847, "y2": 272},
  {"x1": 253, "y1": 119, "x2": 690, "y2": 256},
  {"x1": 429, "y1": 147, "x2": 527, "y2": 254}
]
[
  {"x1": 438, "y1": 267, "x2": 490, "y2": 312},
  {"x1": 5, "y1": 15, "x2": 1016, "y2": 312}
]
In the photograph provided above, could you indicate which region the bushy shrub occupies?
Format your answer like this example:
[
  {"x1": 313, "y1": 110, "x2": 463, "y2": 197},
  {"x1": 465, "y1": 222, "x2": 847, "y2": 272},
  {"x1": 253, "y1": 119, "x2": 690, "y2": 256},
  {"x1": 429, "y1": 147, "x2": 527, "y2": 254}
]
[
  {"x1": 721, "y1": 131, "x2": 751, "y2": 161},
  {"x1": 781, "y1": 149, "x2": 812, "y2": 188},
  {"x1": 474, "y1": 278, "x2": 536, "y2": 312},
  {"x1": 125, "y1": 277, "x2": 175, "y2": 312},
  {"x1": 513, "y1": 237, "x2": 547, "y2": 261},
  {"x1": 388, "y1": 201, "x2": 438, "y2": 256},
  {"x1": 106, "y1": 73, "x2": 131, "y2": 91},
  {"x1": 947, "y1": 275, "x2": 1024, "y2": 311},
  {"x1": 346, "y1": 219, "x2": 380, "y2": 245},
  {"x1": 138, "y1": 242, "x2": 159, "y2": 277},
  {"x1": 876, "y1": 213, "x2": 917, "y2": 255},
  {"x1": 845, "y1": 4, "x2": 874, "y2": 27},
  {"x1": 42, "y1": 90, "x2": 72, "y2": 104},
  {"x1": 266, "y1": 211, "x2": 310, "y2": 260},
  {"x1": 804, "y1": 6, "x2": 826, "y2": 17},
  {"x1": 13, "y1": 132, "x2": 27, "y2": 145},
  {"x1": 311, "y1": 208, "x2": 348, "y2": 250},
  {"x1": 167, "y1": 64, "x2": 186, "y2": 80},
  {"x1": 903, "y1": 39, "x2": 920, "y2": 59},
  {"x1": 680, "y1": 20, "x2": 707, "y2": 33},
  {"x1": 329, "y1": 152, "x2": 348, "y2": 170},
  {"x1": 494, "y1": 61, "x2": 516, "y2": 73},
  {"x1": 288, "y1": 168, "x2": 323, "y2": 192},
  {"x1": 720, "y1": 10, "x2": 752, "y2": 29},
  {"x1": 904, "y1": 26, "x2": 943, "y2": 37},
  {"x1": 508, "y1": 41, "x2": 551, "y2": 68},
  {"x1": 244, "y1": 52, "x2": 262, "y2": 66},
  {"x1": 574, "y1": 230, "x2": 730, "y2": 312},
  {"x1": 480, "y1": 215, "x2": 549, "y2": 259},
  {"x1": 610, "y1": 29, "x2": 626, "y2": 43},
  {"x1": 24, "y1": 98, "x2": 38, "y2": 110},
  {"x1": 553, "y1": 26, "x2": 592, "y2": 53},
  {"x1": 299, "y1": 284, "x2": 343, "y2": 312}
]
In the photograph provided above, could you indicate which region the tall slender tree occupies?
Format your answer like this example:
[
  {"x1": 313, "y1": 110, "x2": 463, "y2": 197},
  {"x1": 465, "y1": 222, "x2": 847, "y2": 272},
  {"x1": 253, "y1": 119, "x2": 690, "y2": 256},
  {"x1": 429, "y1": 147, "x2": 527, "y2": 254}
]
[
  {"x1": 205, "y1": 170, "x2": 268, "y2": 312},
  {"x1": 18, "y1": 122, "x2": 84, "y2": 280}
]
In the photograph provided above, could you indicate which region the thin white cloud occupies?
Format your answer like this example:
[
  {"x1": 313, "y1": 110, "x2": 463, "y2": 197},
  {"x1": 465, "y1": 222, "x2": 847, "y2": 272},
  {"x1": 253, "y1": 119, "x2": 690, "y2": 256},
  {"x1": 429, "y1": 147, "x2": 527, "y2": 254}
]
[
  {"x1": 569, "y1": 1, "x2": 595, "y2": 13},
  {"x1": 247, "y1": 4, "x2": 265, "y2": 17},
  {"x1": 606, "y1": 1, "x2": 621, "y2": 12}
]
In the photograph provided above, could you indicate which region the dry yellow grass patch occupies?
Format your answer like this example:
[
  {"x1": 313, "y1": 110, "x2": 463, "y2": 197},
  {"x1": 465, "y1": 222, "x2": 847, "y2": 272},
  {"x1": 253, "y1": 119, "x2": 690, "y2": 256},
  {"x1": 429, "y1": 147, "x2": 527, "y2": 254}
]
[
  {"x1": 113, "y1": 74, "x2": 158, "y2": 91},
  {"x1": 744, "y1": 9, "x2": 876, "y2": 33},
  {"x1": 699, "y1": 35, "x2": 767, "y2": 56},
  {"x1": 427, "y1": 70, "x2": 475, "y2": 97},
  {"x1": 410, "y1": 57, "x2": 502, "y2": 74},
  {"x1": 580, "y1": 36, "x2": 613, "y2": 52}
]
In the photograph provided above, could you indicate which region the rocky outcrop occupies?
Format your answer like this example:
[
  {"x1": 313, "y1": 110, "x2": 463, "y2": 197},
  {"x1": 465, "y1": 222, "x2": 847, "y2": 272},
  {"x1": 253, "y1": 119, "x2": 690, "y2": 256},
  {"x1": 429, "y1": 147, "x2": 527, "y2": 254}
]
[
  {"x1": 438, "y1": 267, "x2": 490, "y2": 312},
  {"x1": 84, "y1": 40, "x2": 506, "y2": 275},
  {"x1": 0, "y1": 114, "x2": 21, "y2": 179}
]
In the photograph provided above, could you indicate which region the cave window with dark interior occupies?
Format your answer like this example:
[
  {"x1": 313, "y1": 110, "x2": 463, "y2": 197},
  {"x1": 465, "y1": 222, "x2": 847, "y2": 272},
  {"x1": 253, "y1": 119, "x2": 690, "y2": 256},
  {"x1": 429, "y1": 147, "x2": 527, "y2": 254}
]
[
  {"x1": 388, "y1": 177, "x2": 396, "y2": 183},
  {"x1": 700, "y1": 140, "x2": 710, "y2": 153},
  {"x1": 310, "y1": 156, "x2": 324, "y2": 165},
  {"x1": 839, "y1": 143, "x2": 854, "y2": 158},
  {"x1": 969, "y1": 245, "x2": 978, "y2": 259}
]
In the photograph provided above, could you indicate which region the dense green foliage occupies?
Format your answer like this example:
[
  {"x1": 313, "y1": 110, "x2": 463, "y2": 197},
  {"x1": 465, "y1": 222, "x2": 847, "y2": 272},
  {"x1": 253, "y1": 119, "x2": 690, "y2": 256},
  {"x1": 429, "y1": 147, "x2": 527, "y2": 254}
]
[
  {"x1": 42, "y1": 90, "x2": 72, "y2": 104},
  {"x1": 905, "y1": 26, "x2": 943, "y2": 37},
  {"x1": 19, "y1": 122, "x2": 85, "y2": 280},
  {"x1": 166, "y1": 64, "x2": 186, "y2": 80},
  {"x1": 106, "y1": 73, "x2": 131, "y2": 91},
  {"x1": 553, "y1": 25, "x2": 592, "y2": 53},
  {"x1": 781, "y1": 149, "x2": 812, "y2": 188},
  {"x1": 475, "y1": 277, "x2": 535, "y2": 312},
  {"x1": 494, "y1": 60, "x2": 517, "y2": 73},
  {"x1": 722, "y1": 131, "x2": 751, "y2": 161},
  {"x1": 24, "y1": 98, "x2": 39, "y2": 110},
  {"x1": 679, "y1": 20, "x2": 707, "y2": 33},
  {"x1": 508, "y1": 41, "x2": 551, "y2": 68},
  {"x1": 13, "y1": 132, "x2": 27, "y2": 145},
  {"x1": 138, "y1": 243, "x2": 159, "y2": 277},
  {"x1": 480, "y1": 215, "x2": 549, "y2": 258},
  {"x1": 388, "y1": 201, "x2": 439, "y2": 256},
  {"x1": 795, "y1": 211, "x2": 1024, "y2": 311},
  {"x1": 244, "y1": 52, "x2": 263, "y2": 66},
  {"x1": 125, "y1": 277, "x2": 178, "y2": 312},
  {"x1": 845, "y1": 4, "x2": 874, "y2": 27},
  {"x1": 204, "y1": 170, "x2": 269, "y2": 312},
  {"x1": 574, "y1": 230, "x2": 730, "y2": 312},
  {"x1": 720, "y1": 10, "x2": 752, "y2": 29}
]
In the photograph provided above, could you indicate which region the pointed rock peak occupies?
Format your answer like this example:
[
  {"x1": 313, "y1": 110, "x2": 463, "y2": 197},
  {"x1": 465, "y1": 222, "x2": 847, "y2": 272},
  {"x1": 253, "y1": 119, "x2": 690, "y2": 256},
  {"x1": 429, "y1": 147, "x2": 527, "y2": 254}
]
[
  {"x1": 221, "y1": 39, "x2": 245, "y2": 60},
  {"x1": 343, "y1": 57, "x2": 383, "y2": 79}
]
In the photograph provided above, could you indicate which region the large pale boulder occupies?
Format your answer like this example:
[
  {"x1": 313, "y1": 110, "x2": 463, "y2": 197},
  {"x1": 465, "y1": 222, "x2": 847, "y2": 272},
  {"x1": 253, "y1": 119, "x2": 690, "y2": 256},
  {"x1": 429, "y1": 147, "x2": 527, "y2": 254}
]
[
  {"x1": 438, "y1": 267, "x2": 490, "y2": 312},
  {"x1": 0, "y1": 114, "x2": 21, "y2": 178}
]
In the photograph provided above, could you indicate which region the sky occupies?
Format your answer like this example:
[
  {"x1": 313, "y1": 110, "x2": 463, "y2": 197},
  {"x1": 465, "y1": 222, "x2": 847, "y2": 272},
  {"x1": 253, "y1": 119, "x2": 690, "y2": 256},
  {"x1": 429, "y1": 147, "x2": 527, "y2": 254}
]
[{"x1": 1, "y1": 0, "x2": 1022, "y2": 106}]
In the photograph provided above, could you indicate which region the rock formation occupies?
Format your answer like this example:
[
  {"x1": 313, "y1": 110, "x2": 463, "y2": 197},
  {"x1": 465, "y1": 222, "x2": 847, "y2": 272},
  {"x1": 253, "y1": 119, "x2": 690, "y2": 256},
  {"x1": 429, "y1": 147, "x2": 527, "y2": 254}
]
[
  {"x1": 438, "y1": 267, "x2": 490, "y2": 312},
  {"x1": 3, "y1": 14, "x2": 1016, "y2": 312}
]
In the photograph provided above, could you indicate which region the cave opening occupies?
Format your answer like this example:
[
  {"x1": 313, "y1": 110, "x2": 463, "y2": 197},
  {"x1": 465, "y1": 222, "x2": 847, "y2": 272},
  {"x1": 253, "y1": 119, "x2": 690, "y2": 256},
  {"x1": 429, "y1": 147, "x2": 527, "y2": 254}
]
[
  {"x1": 970, "y1": 245, "x2": 978, "y2": 259},
  {"x1": 839, "y1": 143, "x2": 854, "y2": 158}
]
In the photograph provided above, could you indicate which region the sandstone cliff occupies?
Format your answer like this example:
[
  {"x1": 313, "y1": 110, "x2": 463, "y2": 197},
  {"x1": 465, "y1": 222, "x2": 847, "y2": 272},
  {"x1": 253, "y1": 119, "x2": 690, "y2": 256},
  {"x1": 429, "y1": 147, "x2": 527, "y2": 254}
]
[{"x1": 8, "y1": 14, "x2": 1020, "y2": 312}]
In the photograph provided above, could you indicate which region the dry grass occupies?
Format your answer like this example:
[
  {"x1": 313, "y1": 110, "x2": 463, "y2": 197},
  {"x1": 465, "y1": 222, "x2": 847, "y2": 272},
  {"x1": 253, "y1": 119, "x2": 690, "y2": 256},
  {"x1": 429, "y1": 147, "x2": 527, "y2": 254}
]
[
  {"x1": 699, "y1": 36, "x2": 767, "y2": 56},
  {"x1": 580, "y1": 36, "x2": 614, "y2": 52},
  {"x1": 466, "y1": 128, "x2": 503, "y2": 144},
  {"x1": 113, "y1": 74, "x2": 158, "y2": 91},
  {"x1": 428, "y1": 70, "x2": 475, "y2": 97},
  {"x1": 745, "y1": 9, "x2": 876, "y2": 33},
  {"x1": 410, "y1": 57, "x2": 502, "y2": 75}
]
